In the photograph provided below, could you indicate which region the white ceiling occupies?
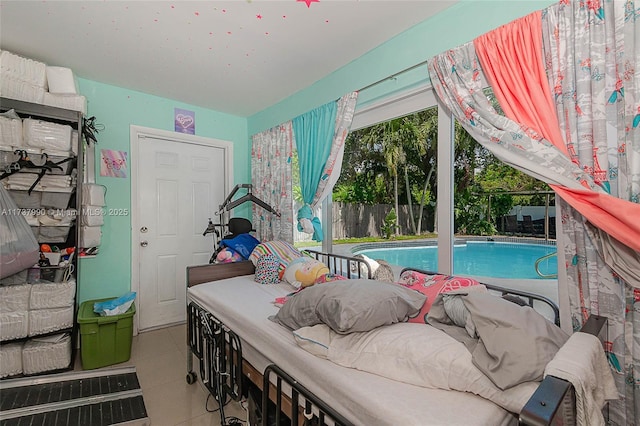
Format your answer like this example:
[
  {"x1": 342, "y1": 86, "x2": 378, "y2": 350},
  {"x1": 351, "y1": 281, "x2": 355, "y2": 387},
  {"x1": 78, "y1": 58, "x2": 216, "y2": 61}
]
[{"x1": 0, "y1": 0, "x2": 455, "y2": 117}]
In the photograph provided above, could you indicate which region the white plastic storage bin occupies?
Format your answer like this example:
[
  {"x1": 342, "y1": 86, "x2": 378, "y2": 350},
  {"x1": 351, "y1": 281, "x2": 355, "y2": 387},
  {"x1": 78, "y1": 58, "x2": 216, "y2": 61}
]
[
  {"x1": 45, "y1": 150, "x2": 75, "y2": 175},
  {"x1": 0, "y1": 310, "x2": 29, "y2": 341},
  {"x1": 3, "y1": 149, "x2": 75, "y2": 175},
  {"x1": 29, "y1": 280, "x2": 76, "y2": 309},
  {"x1": 32, "y1": 225, "x2": 72, "y2": 243},
  {"x1": 22, "y1": 334, "x2": 71, "y2": 375},
  {"x1": 0, "y1": 343, "x2": 23, "y2": 378},
  {"x1": 23, "y1": 207, "x2": 75, "y2": 225},
  {"x1": 5, "y1": 187, "x2": 74, "y2": 209},
  {"x1": 0, "y1": 115, "x2": 23, "y2": 147},
  {"x1": 40, "y1": 252, "x2": 61, "y2": 266},
  {"x1": 0, "y1": 269, "x2": 27, "y2": 286},
  {"x1": 23, "y1": 118, "x2": 72, "y2": 152},
  {"x1": 0, "y1": 284, "x2": 30, "y2": 312},
  {"x1": 28, "y1": 306, "x2": 73, "y2": 336},
  {"x1": 3, "y1": 173, "x2": 73, "y2": 192}
]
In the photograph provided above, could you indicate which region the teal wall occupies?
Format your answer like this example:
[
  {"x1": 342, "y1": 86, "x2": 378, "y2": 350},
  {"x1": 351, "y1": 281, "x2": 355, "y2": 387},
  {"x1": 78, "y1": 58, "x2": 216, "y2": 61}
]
[
  {"x1": 248, "y1": 0, "x2": 555, "y2": 134},
  {"x1": 76, "y1": 79, "x2": 248, "y2": 303},
  {"x1": 77, "y1": 0, "x2": 554, "y2": 303}
]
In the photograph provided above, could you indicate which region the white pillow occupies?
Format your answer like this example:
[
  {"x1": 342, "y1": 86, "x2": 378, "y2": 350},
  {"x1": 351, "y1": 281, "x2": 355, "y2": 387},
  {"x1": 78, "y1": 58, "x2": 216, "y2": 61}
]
[{"x1": 293, "y1": 322, "x2": 538, "y2": 414}]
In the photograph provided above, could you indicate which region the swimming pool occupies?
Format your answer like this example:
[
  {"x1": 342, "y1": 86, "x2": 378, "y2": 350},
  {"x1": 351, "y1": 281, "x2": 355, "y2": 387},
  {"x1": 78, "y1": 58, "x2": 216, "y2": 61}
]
[{"x1": 356, "y1": 241, "x2": 557, "y2": 279}]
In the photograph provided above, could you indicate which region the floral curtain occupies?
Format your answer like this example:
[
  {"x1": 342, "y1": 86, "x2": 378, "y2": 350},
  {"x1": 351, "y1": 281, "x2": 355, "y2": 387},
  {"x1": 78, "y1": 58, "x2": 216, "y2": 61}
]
[
  {"x1": 539, "y1": 3, "x2": 639, "y2": 423},
  {"x1": 311, "y1": 91, "x2": 359, "y2": 205},
  {"x1": 428, "y1": 0, "x2": 639, "y2": 422},
  {"x1": 293, "y1": 92, "x2": 358, "y2": 241},
  {"x1": 251, "y1": 122, "x2": 294, "y2": 242}
]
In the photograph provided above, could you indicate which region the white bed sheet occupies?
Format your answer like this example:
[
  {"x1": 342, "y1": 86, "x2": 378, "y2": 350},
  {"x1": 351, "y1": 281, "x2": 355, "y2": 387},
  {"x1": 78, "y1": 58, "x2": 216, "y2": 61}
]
[{"x1": 187, "y1": 275, "x2": 519, "y2": 426}]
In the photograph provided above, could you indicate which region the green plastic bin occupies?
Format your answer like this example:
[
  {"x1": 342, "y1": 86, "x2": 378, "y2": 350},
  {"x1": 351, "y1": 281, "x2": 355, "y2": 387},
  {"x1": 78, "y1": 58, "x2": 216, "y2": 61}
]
[{"x1": 77, "y1": 298, "x2": 136, "y2": 370}]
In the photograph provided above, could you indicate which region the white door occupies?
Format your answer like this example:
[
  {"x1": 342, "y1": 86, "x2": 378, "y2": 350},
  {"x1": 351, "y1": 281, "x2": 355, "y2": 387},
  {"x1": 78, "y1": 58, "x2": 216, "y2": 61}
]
[{"x1": 133, "y1": 129, "x2": 231, "y2": 331}]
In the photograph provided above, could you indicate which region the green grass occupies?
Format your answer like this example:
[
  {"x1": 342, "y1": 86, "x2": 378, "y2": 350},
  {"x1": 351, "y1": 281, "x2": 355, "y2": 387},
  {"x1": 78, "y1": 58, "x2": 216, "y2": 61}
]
[{"x1": 294, "y1": 233, "x2": 437, "y2": 248}]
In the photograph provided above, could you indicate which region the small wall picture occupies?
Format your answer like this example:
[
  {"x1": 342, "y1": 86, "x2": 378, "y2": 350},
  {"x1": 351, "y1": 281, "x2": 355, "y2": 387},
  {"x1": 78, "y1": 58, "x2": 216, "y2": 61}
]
[
  {"x1": 100, "y1": 149, "x2": 128, "y2": 178},
  {"x1": 175, "y1": 108, "x2": 195, "y2": 134}
]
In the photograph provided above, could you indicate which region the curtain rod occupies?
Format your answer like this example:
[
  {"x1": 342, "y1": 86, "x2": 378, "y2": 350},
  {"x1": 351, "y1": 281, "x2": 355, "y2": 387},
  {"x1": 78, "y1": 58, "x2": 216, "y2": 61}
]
[{"x1": 358, "y1": 58, "x2": 431, "y2": 93}]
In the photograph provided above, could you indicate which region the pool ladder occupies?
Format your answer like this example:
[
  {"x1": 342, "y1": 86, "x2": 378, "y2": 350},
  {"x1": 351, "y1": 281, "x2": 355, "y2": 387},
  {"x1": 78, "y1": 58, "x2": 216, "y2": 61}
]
[{"x1": 535, "y1": 252, "x2": 558, "y2": 279}]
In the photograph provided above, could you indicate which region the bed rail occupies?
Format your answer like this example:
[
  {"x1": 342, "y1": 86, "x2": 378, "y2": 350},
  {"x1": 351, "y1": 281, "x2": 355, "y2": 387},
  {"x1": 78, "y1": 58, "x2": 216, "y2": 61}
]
[
  {"x1": 187, "y1": 260, "x2": 255, "y2": 287},
  {"x1": 399, "y1": 267, "x2": 560, "y2": 326},
  {"x1": 262, "y1": 364, "x2": 354, "y2": 426},
  {"x1": 302, "y1": 249, "x2": 372, "y2": 279},
  {"x1": 186, "y1": 301, "x2": 243, "y2": 424}
]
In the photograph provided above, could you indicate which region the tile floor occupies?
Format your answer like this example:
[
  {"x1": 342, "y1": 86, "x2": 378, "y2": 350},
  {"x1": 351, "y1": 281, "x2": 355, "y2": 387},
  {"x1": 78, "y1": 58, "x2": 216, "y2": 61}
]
[{"x1": 75, "y1": 323, "x2": 247, "y2": 426}]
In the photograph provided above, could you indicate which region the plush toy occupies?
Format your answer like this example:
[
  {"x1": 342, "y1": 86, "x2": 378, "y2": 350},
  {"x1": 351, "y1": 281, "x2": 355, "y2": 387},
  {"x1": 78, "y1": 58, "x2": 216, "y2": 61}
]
[
  {"x1": 351, "y1": 254, "x2": 380, "y2": 277},
  {"x1": 283, "y1": 256, "x2": 330, "y2": 288},
  {"x1": 215, "y1": 247, "x2": 243, "y2": 264}
]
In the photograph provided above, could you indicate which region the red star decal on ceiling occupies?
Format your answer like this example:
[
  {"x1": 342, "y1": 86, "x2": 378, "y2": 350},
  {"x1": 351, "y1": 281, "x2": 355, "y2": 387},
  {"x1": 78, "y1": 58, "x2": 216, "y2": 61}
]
[{"x1": 297, "y1": 0, "x2": 320, "y2": 8}]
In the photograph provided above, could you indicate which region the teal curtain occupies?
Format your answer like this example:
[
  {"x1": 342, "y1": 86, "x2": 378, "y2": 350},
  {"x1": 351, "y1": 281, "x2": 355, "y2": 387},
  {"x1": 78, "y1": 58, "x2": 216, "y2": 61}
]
[{"x1": 292, "y1": 100, "x2": 337, "y2": 241}]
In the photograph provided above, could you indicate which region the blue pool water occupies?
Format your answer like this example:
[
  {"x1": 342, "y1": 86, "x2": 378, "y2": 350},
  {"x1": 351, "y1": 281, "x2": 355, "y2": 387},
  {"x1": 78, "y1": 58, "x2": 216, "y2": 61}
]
[{"x1": 357, "y1": 241, "x2": 557, "y2": 279}]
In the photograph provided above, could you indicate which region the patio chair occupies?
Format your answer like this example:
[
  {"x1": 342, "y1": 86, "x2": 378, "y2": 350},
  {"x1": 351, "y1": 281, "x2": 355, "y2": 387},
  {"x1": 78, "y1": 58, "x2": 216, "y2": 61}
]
[
  {"x1": 522, "y1": 215, "x2": 534, "y2": 234},
  {"x1": 504, "y1": 215, "x2": 518, "y2": 234}
]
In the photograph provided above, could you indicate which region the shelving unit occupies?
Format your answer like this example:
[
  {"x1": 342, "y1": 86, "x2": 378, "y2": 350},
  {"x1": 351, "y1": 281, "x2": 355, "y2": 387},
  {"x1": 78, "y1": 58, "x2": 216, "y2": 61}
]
[{"x1": 0, "y1": 96, "x2": 84, "y2": 378}]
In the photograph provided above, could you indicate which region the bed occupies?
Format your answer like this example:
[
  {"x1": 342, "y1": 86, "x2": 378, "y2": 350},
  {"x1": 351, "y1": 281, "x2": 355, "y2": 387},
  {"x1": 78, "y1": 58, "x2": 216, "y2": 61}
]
[{"x1": 185, "y1": 249, "x2": 608, "y2": 426}]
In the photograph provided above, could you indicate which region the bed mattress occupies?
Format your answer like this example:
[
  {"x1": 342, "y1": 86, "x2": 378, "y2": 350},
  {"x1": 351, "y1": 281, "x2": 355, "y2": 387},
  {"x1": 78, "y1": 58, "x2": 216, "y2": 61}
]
[{"x1": 187, "y1": 275, "x2": 519, "y2": 426}]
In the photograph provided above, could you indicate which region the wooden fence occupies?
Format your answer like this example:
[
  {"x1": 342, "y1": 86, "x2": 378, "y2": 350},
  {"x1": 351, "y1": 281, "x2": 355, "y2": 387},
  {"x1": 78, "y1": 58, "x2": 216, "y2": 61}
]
[
  {"x1": 331, "y1": 202, "x2": 433, "y2": 239},
  {"x1": 295, "y1": 202, "x2": 554, "y2": 241}
]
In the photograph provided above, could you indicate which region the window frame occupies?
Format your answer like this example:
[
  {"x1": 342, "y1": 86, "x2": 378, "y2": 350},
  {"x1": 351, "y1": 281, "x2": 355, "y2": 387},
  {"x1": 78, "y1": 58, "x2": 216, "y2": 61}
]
[{"x1": 324, "y1": 84, "x2": 455, "y2": 274}]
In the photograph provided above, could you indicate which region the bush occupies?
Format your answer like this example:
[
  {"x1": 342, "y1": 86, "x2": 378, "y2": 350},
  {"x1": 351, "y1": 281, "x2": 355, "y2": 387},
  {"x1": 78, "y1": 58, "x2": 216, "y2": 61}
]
[
  {"x1": 381, "y1": 208, "x2": 399, "y2": 239},
  {"x1": 455, "y1": 187, "x2": 497, "y2": 236}
]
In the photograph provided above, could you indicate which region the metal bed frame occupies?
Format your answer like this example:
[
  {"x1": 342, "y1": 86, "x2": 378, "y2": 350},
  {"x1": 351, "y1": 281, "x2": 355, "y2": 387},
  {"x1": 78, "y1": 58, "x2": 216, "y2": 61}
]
[
  {"x1": 262, "y1": 364, "x2": 353, "y2": 426},
  {"x1": 185, "y1": 251, "x2": 370, "y2": 426},
  {"x1": 187, "y1": 301, "x2": 243, "y2": 426},
  {"x1": 185, "y1": 251, "x2": 606, "y2": 426}
]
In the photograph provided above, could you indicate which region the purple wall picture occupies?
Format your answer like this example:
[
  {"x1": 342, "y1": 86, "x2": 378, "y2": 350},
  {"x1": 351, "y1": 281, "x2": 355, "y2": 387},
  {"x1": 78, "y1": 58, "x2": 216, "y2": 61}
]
[
  {"x1": 175, "y1": 108, "x2": 195, "y2": 134},
  {"x1": 100, "y1": 149, "x2": 128, "y2": 178}
]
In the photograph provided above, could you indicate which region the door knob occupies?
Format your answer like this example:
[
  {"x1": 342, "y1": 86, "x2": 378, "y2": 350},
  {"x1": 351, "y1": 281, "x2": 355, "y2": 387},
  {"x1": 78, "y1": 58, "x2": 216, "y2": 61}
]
[{"x1": 140, "y1": 241, "x2": 148, "y2": 247}]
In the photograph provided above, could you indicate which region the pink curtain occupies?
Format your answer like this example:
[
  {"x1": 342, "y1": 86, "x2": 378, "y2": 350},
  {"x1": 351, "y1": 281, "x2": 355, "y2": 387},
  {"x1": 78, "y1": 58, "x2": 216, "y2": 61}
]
[
  {"x1": 475, "y1": 11, "x2": 568, "y2": 156},
  {"x1": 472, "y1": 4, "x2": 639, "y2": 422},
  {"x1": 473, "y1": 11, "x2": 640, "y2": 253}
]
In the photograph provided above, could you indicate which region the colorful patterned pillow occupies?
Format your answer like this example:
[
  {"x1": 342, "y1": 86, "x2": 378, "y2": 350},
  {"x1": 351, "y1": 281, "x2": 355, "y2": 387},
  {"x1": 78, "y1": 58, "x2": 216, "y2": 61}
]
[
  {"x1": 249, "y1": 240, "x2": 303, "y2": 277},
  {"x1": 396, "y1": 271, "x2": 480, "y2": 323},
  {"x1": 440, "y1": 275, "x2": 481, "y2": 293},
  {"x1": 254, "y1": 254, "x2": 281, "y2": 285}
]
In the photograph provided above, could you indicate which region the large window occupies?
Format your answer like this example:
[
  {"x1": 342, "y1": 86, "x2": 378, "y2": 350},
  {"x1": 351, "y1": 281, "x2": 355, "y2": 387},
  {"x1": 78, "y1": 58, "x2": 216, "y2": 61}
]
[{"x1": 305, "y1": 84, "x2": 558, "y2": 287}]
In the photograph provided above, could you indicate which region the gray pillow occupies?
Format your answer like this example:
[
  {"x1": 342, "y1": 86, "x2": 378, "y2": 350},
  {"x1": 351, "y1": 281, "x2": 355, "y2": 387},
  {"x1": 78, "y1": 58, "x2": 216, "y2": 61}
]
[{"x1": 272, "y1": 279, "x2": 426, "y2": 334}]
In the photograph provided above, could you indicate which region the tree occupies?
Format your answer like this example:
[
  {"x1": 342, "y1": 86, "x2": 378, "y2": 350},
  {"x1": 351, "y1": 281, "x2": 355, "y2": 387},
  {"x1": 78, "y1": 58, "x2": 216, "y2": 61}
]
[
  {"x1": 335, "y1": 93, "x2": 551, "y2": 238},
  {"x1": 380, "y1": 118, "x2": 426, "y2": 234}
]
